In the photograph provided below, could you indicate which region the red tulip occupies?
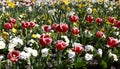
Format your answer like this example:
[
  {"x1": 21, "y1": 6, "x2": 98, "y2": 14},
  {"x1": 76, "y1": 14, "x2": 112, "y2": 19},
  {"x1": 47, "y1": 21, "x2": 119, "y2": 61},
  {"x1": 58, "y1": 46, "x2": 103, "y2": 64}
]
[
  {"x1": 96, "y1": 18, "x2": 102, "y2": 24},
  {"x1": 69, "y1": 15, "x2": 78, "y2": 23},
  {"x1": 108, "y1": 16, "x2": 115, "y2": 23},
  {"x1": 86, "y1": 15, "x2": 93, "y2": 23},
  {"x1": 9, "y1": 18, "x2": 16, "y2": 24},
  {"x1": 42, "y1": 25, "x2": 51, "y2": 32},
  {"x1": 107, "y1": 37, "x2": 119, "y2": 48},
  {"x1": 56, "y1": 23, "x2": 68, "y2": 33},
  {"x1": 56, "y1": 40, "x2": 67, "y2": 50},
  {"x1": 4, "y1": 23, "x2": 13, "y2": 29},
  {"x1": 52, "y1": 23, "x2": 58, "y2": 30},
  {"x1": 29, "y1": 22, "x2": 35, "y2": 28},
  {"x1": 7, "y1": 50, "x2": 20, "y2": 62},
  {"x1": 72, "y1": 44, "x2": 84, "y2": 53},
  {"x1": 114, "y1": 20, "x2": 120, "y2": 28},
  {"x1": 72, "y1": 27, "x2": 79, "y2": 35},
  {"x1": 21, "y1": 21, "x2": 29, "y2": 29},
  {"x1": 96, "y1": 31, "x2": 104, "y2": 38},
  {"x1": 39, "y1": 34, "x2": 52, "y2": 47}
]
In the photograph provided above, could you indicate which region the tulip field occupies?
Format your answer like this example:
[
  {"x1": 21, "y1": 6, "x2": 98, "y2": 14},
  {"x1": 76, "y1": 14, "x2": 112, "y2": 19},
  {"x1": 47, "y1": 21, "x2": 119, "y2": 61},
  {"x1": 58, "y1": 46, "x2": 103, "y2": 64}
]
[{"x1": 0, "y1": 0, "x2": 120, "y2": 69}]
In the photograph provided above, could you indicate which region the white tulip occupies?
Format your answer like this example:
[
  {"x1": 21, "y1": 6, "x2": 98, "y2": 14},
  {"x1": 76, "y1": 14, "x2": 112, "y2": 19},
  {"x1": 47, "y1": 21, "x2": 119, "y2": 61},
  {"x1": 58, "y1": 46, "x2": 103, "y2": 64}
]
[
  {"x1": 85, "y1": 53, "x2": 93, "y2": 61},
  {"x1": 31, "y1": 50, "x2": 38, "y2": 57},
  {"x1": 87, "y1": 8, "x2": 92, "y2": 14},
  {"x1": 85, "y1": 45, "x2": 94, "y2": 52},
  {"x1": 68, "y1": 50, "x2": 75, "y2": 59},
  {"x1": 61, "y1": 36, "x2": 70, "y2": 46},
  {"x1": 0, "y1": 41, "x2": 5, "y2": 49},
  {"x1": 108, "y1": 51, "x2": 118, "y2": 61},
  {"x1": 41, "y1": 48, "x2": 49, "y2": 57},
  {"x1": 20, "y1": 51, "x2": 31, "y2": 60},
  {"x1": 97, "y1": 48, "x2": 102, "y2": 57}
]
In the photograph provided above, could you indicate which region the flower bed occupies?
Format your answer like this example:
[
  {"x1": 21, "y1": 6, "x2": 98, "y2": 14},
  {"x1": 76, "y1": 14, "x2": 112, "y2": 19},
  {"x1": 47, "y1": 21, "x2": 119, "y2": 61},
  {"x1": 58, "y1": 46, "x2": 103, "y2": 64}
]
[{"x1": 0, "y1": 0, "x2": 120, "y2": 69}]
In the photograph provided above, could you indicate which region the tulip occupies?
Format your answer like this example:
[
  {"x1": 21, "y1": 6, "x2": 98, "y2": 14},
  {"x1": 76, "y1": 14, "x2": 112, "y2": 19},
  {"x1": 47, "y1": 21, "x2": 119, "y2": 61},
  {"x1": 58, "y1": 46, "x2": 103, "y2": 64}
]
[
  {"x1": 42, "y1": 25, "x2": 51, "y2": 32},
  {"x1": 114, "y1": 20, "x2": 120, "y2": 28},
  {"x1": 29, "y1": 22, "x2": 35, "y2": 28},
  {"x1": 108, "y1": 16, "x2": 115, "y2": 23},
  {"x1": 56, "y1": 40, "x2": 67, "y2": 50},
  {"x1": 96, "y1": 18, "x2": 103, "y2": 24},
  {"x1": 52, "y1": 23, "x2": 58, "y2": 30},
  {"x1": 96, "y1": 31, "x2": 104, "y2": 38},
  {"x1": 72, "y1": 43, "x2": 84, "y2": 53},
  {"x1": 21, "y1": 21, "x2": 29, "y2": 29},
  {"x1": 7, "y1": 50, "x2": 20, "y2": 62},
  {"x1": 39, "y1": 34, "x2": 52, "y2": 47},
  {"x1": 86, "y1": 15, "x2": 93, "y2": 23},
  {"x1": 4, "y1": 23, "x2": 13, "y2": 29},
  {"x1": 56, "y1": 23, "x2": 68, "y2": 33},
  {"x1": 71, "y1": 27, "x2": 79, "y2": 35},
  {"x1": 107, "y1": 37, "x2": 119, "y2": 48},
  {"x1": 9, "y1": 18, "x2": 16, "y2": 24},
  {"x1": 69, "y1": 15, "x2": 78, "y2": 23}
]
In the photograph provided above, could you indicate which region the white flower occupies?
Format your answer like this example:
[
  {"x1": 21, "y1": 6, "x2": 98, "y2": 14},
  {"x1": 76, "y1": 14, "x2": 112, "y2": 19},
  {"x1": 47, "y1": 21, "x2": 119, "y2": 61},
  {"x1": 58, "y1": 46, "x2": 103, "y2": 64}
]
[
  {"x1": 104, "y1": 4, "x2": 108, "y2": 8},
  {"x1": 84, "y1": 30, "x2": 93, "y2": 37},
  {"x1": 31, "y1": 50, "x2": 38, "y2": 57},
  {"x1": 0, "y1": 36, "x2": 4, "y2": 41},
  {"x1": 108, "y1": 7, "x2": 113, "y2": 11},
  {"x1": 8, "y1": 37, "x2": 23, "y2": 50},
  {"x1": 87, "y1": 8, "x2": 92, "y2": 14},
  {"x1": 41, "y1": 48, "x2": 49, "y2": 57},
  {"x1": 24, "y1": 0, "x2": 31, "y2": 2},
  {"x1": 27, "y1": 39, "x2": 35, "y2": 46},
  {"x1": 114, "y1": 32, "x2": 119, "y2": 36},
  {"x1": 85, "y1": 45, "x2": 94, "y2": 52},
  {"x1": 68, "y1": 50, "x2": 75, "y2": 59},
  {"x1": 8, "y1": 48, "x2": 14, "y2": 52},
  {"x1": 10, "y1": 37, "x2": 23, "y2": 46},
  {"x1": 15, "y1": 2, "x2": 19, "y2": 6},
  {"x1": 24, "y1": 47, "x2": 38, "y2": 57},
  {"x1": 85, "y1": 53, "x2": 93, "y2": 61},
  {"x1": 28, "y1": 6, "x2": 32, "y2": 12},
  {"x1": 108, "y1": 51, "x2": 118, "y2": 61},
  {"x1": 67, "y1": 11, "x2": 75, "y2": 16},
  {"x1": 72, "y1": 43, "x2": 83, "y2": 47},
  {"x1": 97, "y1": 48, "x2": 102, "y2": 57},
  {"x1": 36, "y1": 33, "x2": 41, "y2": 38},
  {"x1": 24, "y1": 47, "x2": 33, "y2": 54},
  {"x1": 20, "y1": 51, "x2": 30, "y2": 60},
  {"x1": 35, "y1": 24, "x2": 39, "y2": 27},
  {"x1": 104, "y1": 0, "x2": 109, "y2": 3},
  {"x1": 91, "y1": 0, "x2": 96, "y2": 3},
  {"x1": 8, "y1": 43, "x2": 17, "y2": 49},
  {"x1": 48, "y1": 9, "x2": 56, "y2": 15},
  {"x1": 61, "y1": 36, "x2": 70, "y2": 46},
  {"x1": 0, "y1": 41, "x2": 5, "y2": 49},
  {"x1": 0, "y1": 55, "x2": 4, "y2": 61}
]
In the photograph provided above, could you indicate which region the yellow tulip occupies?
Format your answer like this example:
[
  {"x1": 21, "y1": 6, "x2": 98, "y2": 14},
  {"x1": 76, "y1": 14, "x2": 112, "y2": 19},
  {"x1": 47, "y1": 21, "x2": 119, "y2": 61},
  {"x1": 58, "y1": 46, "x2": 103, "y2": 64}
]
[
  {"x1": 32, "y1": 34, "x2": 37, "y2": 38},
  {"x1": 63, "y1": 0, "x2": 69, "y2": 5},
  {"x1": 93, "y1": 8, "x2": 97, "y2": 12},
  {"x1": 2, "y1": 29, "x2": 8, "y2": 39},
  {"x1": 12, "y1": 28, "x2": 17, "y2": 34},
  {"x1": 78, "y1": 4, "x2": 82, "y2": 8},
  {"x1": 8, "y1": 2, "x2": 15, "y2": 8},
  {"x1": 66, "y1": 7, "x2": 71, "y2": 11},
  {"x1": 99, "y1": 0, "x2": 103, "y2": 3}
]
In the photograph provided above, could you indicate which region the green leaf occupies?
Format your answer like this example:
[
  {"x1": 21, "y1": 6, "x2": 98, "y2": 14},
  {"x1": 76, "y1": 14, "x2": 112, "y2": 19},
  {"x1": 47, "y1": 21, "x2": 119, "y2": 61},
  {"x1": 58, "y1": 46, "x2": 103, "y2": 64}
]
[
  {"x1": 100, "y1": 60, "x2": 107, "y2": 69},
  {"x1": 113, "y1": 48, "x2": 119, "y2": 54},
  {"x1": 74, "y1": 61, "x2": 86, "y2": 68}
]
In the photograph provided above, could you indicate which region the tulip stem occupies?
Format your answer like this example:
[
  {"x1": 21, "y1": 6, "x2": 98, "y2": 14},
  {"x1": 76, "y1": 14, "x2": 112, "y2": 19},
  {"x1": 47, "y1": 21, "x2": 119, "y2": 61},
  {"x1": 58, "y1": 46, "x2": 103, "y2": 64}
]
[
  {"x1": 0, "y1": 61, "x2": 1, "y2": 69},
  {"x1": 13, "y1": 63, "x2": 16, "y2": 69},
  {"x1": 57, "y1": 51, "x2": 62, "y2": 69}
]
